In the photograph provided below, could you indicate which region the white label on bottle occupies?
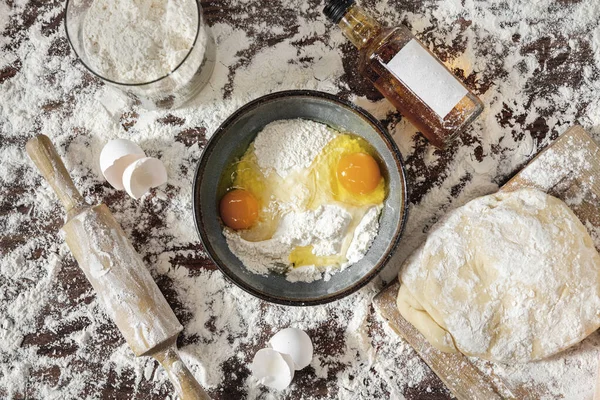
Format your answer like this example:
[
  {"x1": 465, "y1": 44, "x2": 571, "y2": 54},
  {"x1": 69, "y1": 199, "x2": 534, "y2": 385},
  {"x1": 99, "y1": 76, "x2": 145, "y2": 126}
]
[{"x1": 385, "y1": 39, "x2": 468, "y2": 119}]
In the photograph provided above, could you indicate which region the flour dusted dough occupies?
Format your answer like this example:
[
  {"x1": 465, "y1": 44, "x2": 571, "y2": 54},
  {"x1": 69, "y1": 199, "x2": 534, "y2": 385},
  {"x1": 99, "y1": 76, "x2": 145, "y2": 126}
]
[{"x1": 398, "y1": 189, "x2": 600, "y2": 363}]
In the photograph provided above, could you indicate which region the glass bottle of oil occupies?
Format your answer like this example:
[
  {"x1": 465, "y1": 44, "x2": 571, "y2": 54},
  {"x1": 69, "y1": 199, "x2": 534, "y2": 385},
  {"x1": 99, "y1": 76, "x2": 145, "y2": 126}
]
[{"x1": 324, "y1": 0, "x2": 484, "y2": 149}]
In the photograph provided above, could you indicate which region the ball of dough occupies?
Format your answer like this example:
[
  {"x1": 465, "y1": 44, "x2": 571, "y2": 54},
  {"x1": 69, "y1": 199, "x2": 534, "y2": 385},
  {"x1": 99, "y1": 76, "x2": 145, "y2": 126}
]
[{"x1": 397, "y1": 188, "x2": 600, "y2": 363}]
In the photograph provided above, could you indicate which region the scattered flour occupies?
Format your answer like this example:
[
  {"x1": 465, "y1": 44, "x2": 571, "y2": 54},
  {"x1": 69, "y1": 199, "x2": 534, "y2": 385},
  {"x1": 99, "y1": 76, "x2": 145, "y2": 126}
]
[
  {"x1": 82, "y1": 0, "x2": 198, "y2": 83},
  {"x1": 3, "y1": 0, "x2": 600, "y2": 398}
]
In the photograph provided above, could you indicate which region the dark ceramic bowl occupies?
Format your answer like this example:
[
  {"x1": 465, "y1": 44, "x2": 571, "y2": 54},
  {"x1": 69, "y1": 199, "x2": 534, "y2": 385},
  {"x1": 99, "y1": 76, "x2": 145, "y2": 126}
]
[{"x1": 193, "y1": 90, "x2": 408, "y2": 306}]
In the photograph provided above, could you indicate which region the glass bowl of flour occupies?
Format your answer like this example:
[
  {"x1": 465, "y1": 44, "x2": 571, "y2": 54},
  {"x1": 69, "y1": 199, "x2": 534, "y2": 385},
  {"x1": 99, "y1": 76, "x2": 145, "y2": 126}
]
[
  {"x1": 65, "y1": 0, "x2": 215, "y2": 109},
  {"x1": 193, "y1": 90, "x2": 409, "y2": 306}
]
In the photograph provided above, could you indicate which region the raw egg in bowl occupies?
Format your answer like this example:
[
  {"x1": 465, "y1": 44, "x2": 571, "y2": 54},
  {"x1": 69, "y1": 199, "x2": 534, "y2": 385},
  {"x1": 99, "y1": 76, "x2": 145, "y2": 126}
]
[{"x1": 193, "y1": 90, "x2": 408, "y2": 306}]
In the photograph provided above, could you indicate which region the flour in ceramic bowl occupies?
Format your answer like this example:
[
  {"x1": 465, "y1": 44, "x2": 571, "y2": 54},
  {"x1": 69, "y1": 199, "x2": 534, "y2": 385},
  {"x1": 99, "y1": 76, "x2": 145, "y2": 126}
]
[
  {"x1": 223, "y1": 119, "x2": 383, "y2": 282},
  {"x1": 8, "y1": 0, "x2": 600, "y2": 396},
  {"x1": 253, "y1": 119, "x2": 336, "y2": 178}
]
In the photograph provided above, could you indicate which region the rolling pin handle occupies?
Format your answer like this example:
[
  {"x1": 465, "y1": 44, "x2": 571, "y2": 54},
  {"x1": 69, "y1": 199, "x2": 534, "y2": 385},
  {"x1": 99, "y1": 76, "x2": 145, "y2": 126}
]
[
  {"x1": 153, "y1": 345, "x2": 211, "y2": 400},
  {"x1": 26, "y1": 134, "x2": 87, "y2": 216}
]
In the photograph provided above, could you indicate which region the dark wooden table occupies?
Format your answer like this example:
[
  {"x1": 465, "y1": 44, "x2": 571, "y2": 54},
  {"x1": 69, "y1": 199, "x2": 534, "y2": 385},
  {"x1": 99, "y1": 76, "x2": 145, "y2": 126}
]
[{"x1": 2, "y1": 0, "x2": 598, "y2": 398}]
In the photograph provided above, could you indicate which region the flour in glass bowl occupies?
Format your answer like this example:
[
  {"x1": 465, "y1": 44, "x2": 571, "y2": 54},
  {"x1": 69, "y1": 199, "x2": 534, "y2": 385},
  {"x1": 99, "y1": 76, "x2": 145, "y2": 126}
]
[
  {"x1": 82, "y1": 0, "x2": 198, "y2": 83},
  {"x1": 5, "y1": 0, "x2": 600, "y2": 398},
  {"x1": 223, "y1": 119, "x2": 383, "y2": 282}
]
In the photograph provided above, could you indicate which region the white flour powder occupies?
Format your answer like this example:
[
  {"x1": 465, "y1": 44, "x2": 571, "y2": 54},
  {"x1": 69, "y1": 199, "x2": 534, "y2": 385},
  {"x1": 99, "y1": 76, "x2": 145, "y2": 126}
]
[
  {"x1": 253, "y1": 119, "x2": 335, "y2": 178},
  {"x1": 83, "y1": 0, "x2": 198, "y2": 83},
  {"x1": 4, "y1": 0, "x2": 600, "y2": 398},
  {"x1": 224, "y1": 119, "x2": 382, "y2": 282}
]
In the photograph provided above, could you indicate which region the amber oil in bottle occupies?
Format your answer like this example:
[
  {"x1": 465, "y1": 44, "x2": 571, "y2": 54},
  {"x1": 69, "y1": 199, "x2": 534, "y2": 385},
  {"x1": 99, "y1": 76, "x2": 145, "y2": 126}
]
[{"x1": 324, "y1": 0, "x2": 484, "y2": 149}]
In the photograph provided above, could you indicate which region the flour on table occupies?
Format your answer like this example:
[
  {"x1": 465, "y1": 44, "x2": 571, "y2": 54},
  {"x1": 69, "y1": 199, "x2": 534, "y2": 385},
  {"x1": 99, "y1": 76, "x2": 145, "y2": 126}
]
[
  {"x1": 519, "y1": 135, "x2": 595, "y2": 192},
  {"x1": 5, "y1": 0, "x2": 600, "y2": 398},
  {"x1": 83, "y1": 0, "x2": 198, "y2": 83}
]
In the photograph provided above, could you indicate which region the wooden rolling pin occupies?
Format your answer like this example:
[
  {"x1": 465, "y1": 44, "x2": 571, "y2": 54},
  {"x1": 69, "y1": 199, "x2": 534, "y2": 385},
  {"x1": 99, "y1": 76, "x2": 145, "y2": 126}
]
[{"x1": 26, "y1": 135, "x2": 209, "y2": 400}]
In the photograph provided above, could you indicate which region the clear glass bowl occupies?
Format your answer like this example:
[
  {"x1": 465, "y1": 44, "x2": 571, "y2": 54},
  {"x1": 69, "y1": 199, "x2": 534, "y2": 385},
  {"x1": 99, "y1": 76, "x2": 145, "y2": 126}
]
[{"x1": 65, "y1": 0, "x2": 216, "y2": 110}]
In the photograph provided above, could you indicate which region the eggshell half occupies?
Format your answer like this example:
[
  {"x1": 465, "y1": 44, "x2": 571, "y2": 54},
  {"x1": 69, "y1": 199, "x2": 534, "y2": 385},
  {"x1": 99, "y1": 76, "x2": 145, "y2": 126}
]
[
  {"x1": 99, "y1": 139, "x2": 146, "y2": 190},
  {"x1": 251, "y1": 348, "x2": 295, "y2": 390},
  {"x1": 268, "y1": 328, "x2": 313, "y2": 370},
  {"x1": 122, "y1": 157, "x2": 168, "y2": 199}
]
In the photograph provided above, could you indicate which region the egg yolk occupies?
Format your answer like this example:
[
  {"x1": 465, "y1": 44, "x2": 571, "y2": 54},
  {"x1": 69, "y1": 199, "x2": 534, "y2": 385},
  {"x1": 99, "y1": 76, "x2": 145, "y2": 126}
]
[
  {"x1": 337, "y1": 152, "x2": 382, "y2": 194},
  {"x1": 220, "y1": 189, "x2": 259, "y2": 230}
]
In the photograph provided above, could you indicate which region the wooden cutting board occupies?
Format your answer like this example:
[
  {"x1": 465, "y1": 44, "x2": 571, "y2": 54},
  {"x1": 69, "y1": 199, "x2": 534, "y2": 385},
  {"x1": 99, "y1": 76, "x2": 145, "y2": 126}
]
[{"x1": 374, "y1": 125, "x2": 600, "y2": 399}]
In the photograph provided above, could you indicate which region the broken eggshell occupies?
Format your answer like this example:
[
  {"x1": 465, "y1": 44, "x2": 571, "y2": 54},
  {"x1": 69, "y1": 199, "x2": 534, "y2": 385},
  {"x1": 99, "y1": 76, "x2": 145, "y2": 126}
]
[
  {"x1": 268, "y1": 328, "x2": 313, "y2": 370},
  {"x1": 251, "y1": 348, "x2": 295, "y2": 390},
  {"x1": 99, "y1": 139, "x2": 146, "y2": 190},
  {"x1": 122, "y1": 157, "x2": 168, "y2": 199}
]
